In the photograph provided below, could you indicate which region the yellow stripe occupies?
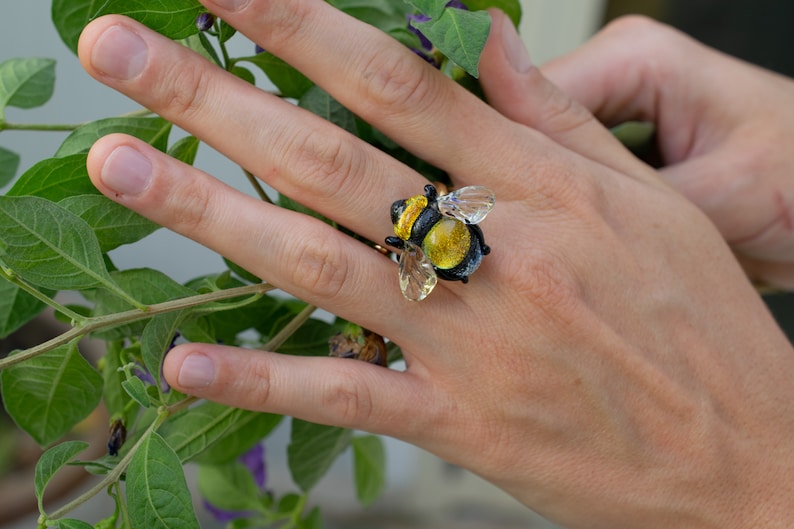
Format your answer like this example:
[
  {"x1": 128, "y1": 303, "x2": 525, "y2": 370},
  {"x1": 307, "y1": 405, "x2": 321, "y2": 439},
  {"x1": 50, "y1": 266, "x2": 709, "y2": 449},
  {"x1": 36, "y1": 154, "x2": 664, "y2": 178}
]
[{"x1": 394, "y1": 195, "x2": 427, "y2": 240}]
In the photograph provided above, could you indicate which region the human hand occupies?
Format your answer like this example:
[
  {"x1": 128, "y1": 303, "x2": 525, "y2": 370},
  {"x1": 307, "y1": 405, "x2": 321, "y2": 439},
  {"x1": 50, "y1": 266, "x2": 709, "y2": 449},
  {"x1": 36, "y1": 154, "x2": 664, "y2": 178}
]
[
  {"x1": 78, "y1": 4, "x2": 794, "y2": 528},
  {"x1": 496, "y1": 15, "x2": 794, "y2": 287}
]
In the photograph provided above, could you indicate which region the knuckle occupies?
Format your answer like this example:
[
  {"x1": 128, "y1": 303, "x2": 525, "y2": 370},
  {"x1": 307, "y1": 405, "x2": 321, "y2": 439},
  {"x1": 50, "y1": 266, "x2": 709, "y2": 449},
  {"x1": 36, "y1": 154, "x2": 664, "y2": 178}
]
[
  {"x1": 259, "y1": 1, "x2": 310, "y2": 49},
  {"x1": 156, "y1": 59, "x2": 213, "y2": 120},
  {"x1": 280, "y1": 127, "x2": 364, "y2": 196},
  {"x1": 320, "y1": 375, "x2": 373, "y2": 427},
  {"x1": 602, "y1": 14, "x2": 664, "y2": 40},
  {"x1": 242, "y1": 358, "x2": 273, "y2": 405},
  {"x1": 162, "y1": 174, "x2": 216, "y2": 234},
  {"x1": 533, "y1": 76, "x2": 595, "y2": 136},
  {"x1": 286, "y1": 234, "x2": 349, "y2": 299},
  {"x1": 358, "y1": 48, "x2": 438, "y2": 116}
]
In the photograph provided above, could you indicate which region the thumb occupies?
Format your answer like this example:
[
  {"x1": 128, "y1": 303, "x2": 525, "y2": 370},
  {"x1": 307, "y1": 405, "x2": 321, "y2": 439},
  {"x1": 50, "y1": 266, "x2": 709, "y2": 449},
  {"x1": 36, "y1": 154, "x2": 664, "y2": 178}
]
[{"x1": 478, "y1": 10, "x2": 647, "y2": 177}]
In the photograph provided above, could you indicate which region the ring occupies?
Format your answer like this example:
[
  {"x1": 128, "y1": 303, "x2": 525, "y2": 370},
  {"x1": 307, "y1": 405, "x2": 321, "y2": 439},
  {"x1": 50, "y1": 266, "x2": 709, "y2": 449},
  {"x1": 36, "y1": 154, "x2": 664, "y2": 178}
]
[{"x1": 384, "y1": 184, "x2": 494, "y2": 301}]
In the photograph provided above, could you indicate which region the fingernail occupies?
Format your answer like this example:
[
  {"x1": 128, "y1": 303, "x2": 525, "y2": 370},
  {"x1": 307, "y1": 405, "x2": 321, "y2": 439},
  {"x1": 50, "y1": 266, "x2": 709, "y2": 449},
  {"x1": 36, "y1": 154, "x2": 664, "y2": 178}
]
[
  {"x1": 101, "y1": 146, "x2": 152, "y2": 196},
  {"x1": 91, "y1": 25, "x2": 148, "y2": 80},
  {"x1": 205, "y1": 0, "x2": 251, "y2": 12},
  {"x1": 177, "y1": 354, "x2": 216, "y2": 389},
  {"x1": 501, "y1": 15, "x2": 532, "y2": 73}
]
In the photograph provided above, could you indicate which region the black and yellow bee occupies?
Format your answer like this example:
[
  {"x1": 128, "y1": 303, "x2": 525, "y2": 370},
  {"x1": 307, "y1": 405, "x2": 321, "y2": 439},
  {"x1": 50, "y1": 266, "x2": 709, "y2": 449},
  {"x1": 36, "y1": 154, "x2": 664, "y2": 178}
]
[{"x1": 385, "y1": 184, "x2": 494, "y2": 301}]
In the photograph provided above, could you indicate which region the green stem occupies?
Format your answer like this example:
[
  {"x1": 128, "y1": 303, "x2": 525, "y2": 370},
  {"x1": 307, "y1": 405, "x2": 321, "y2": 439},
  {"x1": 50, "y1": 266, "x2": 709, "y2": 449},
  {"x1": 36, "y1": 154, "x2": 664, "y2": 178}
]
[
  {"x1": 0, "y1": 266, "x2": 86, "y2": 324},
  {"x1": 0, "y1": 108, "x2": 153, "y2": 133},
  {"x1": 260, "y1": 303, "x2": 317, "y2": 351},
  {"x1": 1, "y1": 122, "x2": 81, "y2": 132},
  {"x1": 0, "y1": 282, "x2": 276, "y2": 371},
  {"x1": 243, "y1": 168, "x2": 274, "y2": 204},
  {"x1": 47, "y1": 409, "x2": 169, "y2": 521},
  {"x1": 118, "y1": 108, "x2": 154, "y2": 118}
]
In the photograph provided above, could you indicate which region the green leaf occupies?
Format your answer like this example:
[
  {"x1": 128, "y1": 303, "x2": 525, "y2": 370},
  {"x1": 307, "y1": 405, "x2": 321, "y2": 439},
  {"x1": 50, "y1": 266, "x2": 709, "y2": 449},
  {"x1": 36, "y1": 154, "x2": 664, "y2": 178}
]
[
  {"x1": 276, "y1": 318, "x2": 346, "y2": 357},
  {"x1": 299, "y1": 507, "x2": 324, "y2": 529},
  {"x1": 332, "y1": 0, "x2": 412, "y2": 33},
  {"x1": 0, "y1": 275, "x2": 49, "y2": 339},
  {"x1": 288, "y1": 419, "x2": 352, "y2": 492},
  {"x1": 55, "y1": 519, "x2": 95, "y2": 529},
  {"x1": 351, "y1": 435, "x2": 386, "y2": 506},
  {"x1": 122, "y1": 376, "x2": 152, "y2": 408},
  {"x1": 406, "y1": 0, "x2": 448, "y2": 19},
  {"x1": 238, "y1": 53, "x2": 314, "y2": 99},
  {"x1": 126, "y1": 431, "x2": 200, "y2": 529},
  {"x1": 0, "y1": 195, "x2": 120, "y2": 292},
  {"x1": 0, "y1": 146, "x2": 20, "y2": 187},
  {"x1": 1, "y1": 342, "x2": 103, "y2": 446},
  {"x1": 0, "y1": 58, "x2": 56, "y2": 118},
  {"x1": 102, "y1": 341, "x2": 137, "y2": 426},
  {"x1": 197, "y1": 461, "x2": 262, "y2": 512},
  {"x1": 189, "y1": 409, "x2": 282, "y2": 465},
  {"x1": 412, "y1": 7, "x2": 491, "y2": 77},
  {"x1": 52, "y1": 0, "x2": 105, "y2": 55},
  {"x1": 218, "y1": 20, "x2": 237, "y2": 43},
  {"x1": 7, "y1": 154, "x2": 95, "y2": 201},
  {"x1": 95, "y1": 0, "x2": 205, "y2": 41},
  {"x1": 161, "y1": 401, "x2": 281, "y2": 463},
  {"x1": 185, "y1": 293, "x2": 286, "y2": 346},
  {"x1": 141, "y1": 311, "x2": 184, "y2": 392},
  {"x1": 298, "y1": 86, "x2": 357, "y2": 135},
  {"x1": 91, "y1": 268, "x2": 194, "y2": 339},
  {"x1": 55, "y1": 117, "x2": 172, "y2": 157},
  {"x1": 58, "y1": 194, "x2": 160, "y2": 252},
  {"x1": 35, "y1": 440, "x2": 89, "y2": 513},
  {"x1": 167, "y1": 135, "x2": 200, "y2": 165},
  {"x1": 462, "y1": 0, "x2": 521, "y2": 26}
]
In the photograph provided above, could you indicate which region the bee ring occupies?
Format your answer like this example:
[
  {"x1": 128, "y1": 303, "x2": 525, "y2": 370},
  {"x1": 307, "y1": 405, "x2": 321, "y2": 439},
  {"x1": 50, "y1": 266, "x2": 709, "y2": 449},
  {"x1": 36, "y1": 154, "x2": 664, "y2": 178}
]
[{"x1": 384, "y1": 184, "x2": 494, "y2": 302}]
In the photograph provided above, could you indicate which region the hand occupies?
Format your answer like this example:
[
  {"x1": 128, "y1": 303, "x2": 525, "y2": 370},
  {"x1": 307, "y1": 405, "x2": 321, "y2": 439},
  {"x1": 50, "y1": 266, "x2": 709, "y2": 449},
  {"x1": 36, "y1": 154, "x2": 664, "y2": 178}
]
[
  {"x1": 495, "y1": 15, "x2": 794, "y2": 287},
  {"x1": 78, "y1": 4, "x2": 794, "y2": 528}
]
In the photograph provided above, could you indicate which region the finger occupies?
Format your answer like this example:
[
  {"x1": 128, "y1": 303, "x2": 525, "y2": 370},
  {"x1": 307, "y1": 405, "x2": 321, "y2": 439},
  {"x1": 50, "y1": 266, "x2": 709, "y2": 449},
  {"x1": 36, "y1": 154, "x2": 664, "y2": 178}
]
[
  {"x1": 162, "y1": 342, "x2": 442, "y2": 441},
  {"x1": 478, "y1": 10, "x2": 651, "y2": 178},
  {"x1": 78, "y1": 16, "x2": 422, "y2": 240},
  {"x1": 86, "y1": 134, "x2": 443, "y2": 339},
  {"x1": 540, "y1": 15, "x2": 727, "y2": 142},
  {"x1": 192, "y1": 0, "x2": 539, "y2": 190}
]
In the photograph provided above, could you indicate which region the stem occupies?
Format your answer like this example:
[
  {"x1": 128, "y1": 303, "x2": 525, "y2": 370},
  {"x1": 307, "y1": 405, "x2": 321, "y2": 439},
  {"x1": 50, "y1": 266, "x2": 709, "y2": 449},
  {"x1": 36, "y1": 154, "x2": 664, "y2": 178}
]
[
  {"x1": 1, "y1": 122, "x2": 81, "y2": 132},
  {"x1": 243, "y1": 168, "x2": 274, "y2": 204},
  {"x1": 0, "y1": 282, "x2": 276, "y2": 371},
  {"x1": 260, "y1": 303, "x2": 317, "y2": 351},
  {"x1": 47, "y1": 410, "x2": 167, "y2": 521},
  {"x1": 0, "y1": 267, "x2": 86, "y2": 324},
  {"x1": 118, "y1": 108, "x2": 154, "y2": 118},
  {"x1": 0, "y1": 108, "x2": 153, "y2": 133}
]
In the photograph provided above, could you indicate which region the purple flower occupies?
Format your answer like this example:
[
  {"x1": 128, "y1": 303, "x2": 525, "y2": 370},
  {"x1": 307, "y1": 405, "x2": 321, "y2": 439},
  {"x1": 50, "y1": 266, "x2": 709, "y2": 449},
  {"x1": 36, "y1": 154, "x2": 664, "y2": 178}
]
[
  {"x1": 407, "y1": 13, "x2": 433, "y2": 52},
  {"x1": 195, "y1": 12, "x2": 216, "y2": 32},
  {"x1": 134, "y1": 333, "x2": 179, "y2": 393},
  {"x1": 239, "y1": 442, "x2": 267, "y2": 488},
  {"x1": 203, "y1": 443, "x2": 268, "y2": 523}
]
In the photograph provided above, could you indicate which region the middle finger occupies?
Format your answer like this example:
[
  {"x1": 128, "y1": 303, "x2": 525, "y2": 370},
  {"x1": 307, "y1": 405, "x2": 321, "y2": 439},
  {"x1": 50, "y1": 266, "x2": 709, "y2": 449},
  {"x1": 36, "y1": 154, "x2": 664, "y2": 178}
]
[{"x1": 78, "y1": 16, "x2": 424, "y2": 243}]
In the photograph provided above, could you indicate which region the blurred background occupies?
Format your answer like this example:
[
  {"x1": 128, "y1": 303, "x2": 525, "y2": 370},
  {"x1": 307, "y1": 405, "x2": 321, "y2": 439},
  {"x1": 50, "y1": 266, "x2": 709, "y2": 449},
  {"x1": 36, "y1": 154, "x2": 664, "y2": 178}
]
[{"x1": 2, "y1": 1, "x2": 793, "y2": 528}]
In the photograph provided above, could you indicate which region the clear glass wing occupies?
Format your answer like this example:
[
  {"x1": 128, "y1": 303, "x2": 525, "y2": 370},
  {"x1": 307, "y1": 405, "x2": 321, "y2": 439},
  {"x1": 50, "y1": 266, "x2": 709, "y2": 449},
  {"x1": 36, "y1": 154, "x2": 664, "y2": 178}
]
[
  {"x1": 398, "y1": 242, "x2": 438, "y2": 302},
  {"x1": 436, "y1": 185, "x2": 495, "y2": 225}
]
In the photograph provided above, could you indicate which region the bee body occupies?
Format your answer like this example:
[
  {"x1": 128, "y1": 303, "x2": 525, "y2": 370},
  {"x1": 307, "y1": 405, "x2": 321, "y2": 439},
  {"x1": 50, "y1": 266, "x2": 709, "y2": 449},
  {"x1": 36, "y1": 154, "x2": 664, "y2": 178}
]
[{"x1": 386, "y1": 185, "x2": 493, "y2": 300}]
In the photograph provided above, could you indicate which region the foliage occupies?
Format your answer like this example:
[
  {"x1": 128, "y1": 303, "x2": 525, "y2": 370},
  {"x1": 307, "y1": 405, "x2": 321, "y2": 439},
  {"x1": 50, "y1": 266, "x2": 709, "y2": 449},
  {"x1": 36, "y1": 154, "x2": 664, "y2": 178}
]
[{"x1": 0, "y1": 0, "x2": 520, "y2": 527}]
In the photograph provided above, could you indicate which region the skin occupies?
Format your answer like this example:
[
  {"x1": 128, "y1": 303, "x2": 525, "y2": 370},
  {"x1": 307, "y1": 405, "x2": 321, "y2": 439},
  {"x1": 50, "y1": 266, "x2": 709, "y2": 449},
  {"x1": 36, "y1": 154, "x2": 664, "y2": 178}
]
[{"x1": 77, "y1": 3, "x2": 794, "y2": 527}]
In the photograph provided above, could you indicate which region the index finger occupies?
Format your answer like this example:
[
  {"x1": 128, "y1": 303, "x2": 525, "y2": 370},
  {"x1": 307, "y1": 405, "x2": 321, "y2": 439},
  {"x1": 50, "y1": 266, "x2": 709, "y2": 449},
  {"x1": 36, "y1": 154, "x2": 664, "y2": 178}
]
[{"x1": 197, "y1": 0, "x2": 537, "y2": 191}]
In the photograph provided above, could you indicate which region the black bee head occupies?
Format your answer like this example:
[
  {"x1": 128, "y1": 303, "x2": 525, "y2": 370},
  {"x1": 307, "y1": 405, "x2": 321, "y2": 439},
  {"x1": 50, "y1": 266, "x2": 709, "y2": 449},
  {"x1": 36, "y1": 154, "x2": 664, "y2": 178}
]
[{"x1": 390, "y1": 199, "x2": 407, "y2": 225}]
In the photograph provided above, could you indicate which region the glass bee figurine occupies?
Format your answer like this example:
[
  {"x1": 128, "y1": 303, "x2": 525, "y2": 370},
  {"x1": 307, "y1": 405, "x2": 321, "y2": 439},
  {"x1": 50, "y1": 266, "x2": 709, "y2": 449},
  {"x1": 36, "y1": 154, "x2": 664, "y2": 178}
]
[{"x1": 385, "y1": 184, "x2": 495, "y2": 302}]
